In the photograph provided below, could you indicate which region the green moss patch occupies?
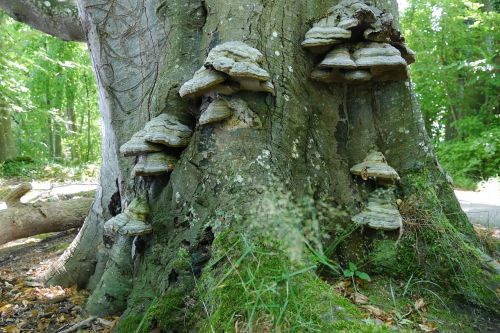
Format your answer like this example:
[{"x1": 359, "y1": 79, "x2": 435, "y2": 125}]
[{"x1": 197, "y1": 231, "x2": 396, "y2": 332}]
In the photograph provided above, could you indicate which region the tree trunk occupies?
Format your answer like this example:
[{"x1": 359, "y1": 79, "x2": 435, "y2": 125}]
[
  {"x1": 1, "y1": 0, "x2": 497, "y2": 331},
  {"x1": 0, "y1": 103, "x2": 16, "y2": 162},
  {"x1": 66, "y1": 78, "x2": 77, "y2": 161},
  {"x1": 0, "y1": 15, "x2": 16, "y2": 162}
]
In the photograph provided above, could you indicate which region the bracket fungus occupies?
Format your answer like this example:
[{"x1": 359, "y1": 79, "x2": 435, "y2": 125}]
[
  {"x1": 119, "y1": 130, "x2": 163, "y2": 157},
  {"x1": 303, "y1": 0, "x2": 415, "y2": 83},
  {"x1": 198, "y1": 97, "x2": 262, "y2": 129},
  {"x1": 180, "y1": 41, "x2": 274, "y2": 98},
  {"x1": 120, "y1": 113, "x2": 192, "y2": 178},
  {"x1": 134, "y1": 153, "x2": 178, "y2": 177},
  {"x1": 199, "y1": 99, "x2": 233, "y2": 126},
  {"x1": 352, "y1": 189, "x2": 403, "y2": 231},
  {"x1": 350, "y1": 151, "x2": 400, "y2": 184},
  {"x1": 143, "y1": 114, "x2": 193, "y2": 148},
  {"x1": 313, "y1": 42, "x2": 408, "y2": 83},
  {"x1": 104, "y1": 198, "x2": 152, "y2": 237},
  {"x1": 89, "y1": 199, "x2": 152, "y2": 314}
]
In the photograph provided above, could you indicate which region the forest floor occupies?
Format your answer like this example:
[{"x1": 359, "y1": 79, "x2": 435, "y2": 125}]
[
  {"x1": 0, "y1": 230, "x2": 117, "y2": 333},
  {"x1": 0, "y1": 181, "x2": 111, "y2": 332}
]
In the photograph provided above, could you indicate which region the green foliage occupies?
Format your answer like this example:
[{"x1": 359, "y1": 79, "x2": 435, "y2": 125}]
[
  {"x1": 401, "y1": 1, "x2": 500, "y2": 187},
  {"x1": 129, "y1": 290, "x2": 186, "y2": 333},
  {"x1": 0, "y1": 13, "x2": 100, "y2": 170},
  {"x1": 199, "y1": 232, "x2": 391, "y2": 333},
  {"x1": 114, "y1": 315, "x2": 143, "y2": 333},
  {"x1": 437, "y1": 127, "x2": 500, "y2": 189},
  {"x1": 0, "y1": 157, "x2": 99, "y2": 181},
  {"x1": 343, "y1": 262, "x2": 371, "y2": 282},
  {"x1": 361, "y1": 278, "x2": 490, "y2": 333}
]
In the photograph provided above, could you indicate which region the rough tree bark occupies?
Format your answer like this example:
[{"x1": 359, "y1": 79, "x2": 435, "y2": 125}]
[{"x1": 1, "y1": 0, "x2": 497, "y2": 331}]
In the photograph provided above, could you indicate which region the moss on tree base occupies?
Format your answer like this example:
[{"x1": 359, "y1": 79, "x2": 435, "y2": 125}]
[{"x1": 114, "y1": 185, "x2": 498, "y2": 332}]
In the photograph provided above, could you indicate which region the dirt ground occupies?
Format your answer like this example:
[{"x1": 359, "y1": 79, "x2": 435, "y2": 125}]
[{"x1": 0, "y1": 230, "x2": 117, "y2": 333}]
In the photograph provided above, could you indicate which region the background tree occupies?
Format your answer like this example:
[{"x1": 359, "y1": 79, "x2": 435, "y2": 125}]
[
  {"x1": 0, "y1": 0, "x2": 498, "y2": 332},
  {"x1": 0, "y1": 105, "x2": 16, "y2": 162},
  {"x1": 0, "y1": 11, "x2": 100, "y2": 174},
  {"x1": 402, "y1": 0, "x2": 499, "y2": 188},
  {"x1": 0, "y1": 13, "x2": 19, "y2": 162}
]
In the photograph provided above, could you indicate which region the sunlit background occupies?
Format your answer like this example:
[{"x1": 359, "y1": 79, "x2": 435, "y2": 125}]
[{"x1": 398, "y1": 0, "x2": 409, "y2": 12}]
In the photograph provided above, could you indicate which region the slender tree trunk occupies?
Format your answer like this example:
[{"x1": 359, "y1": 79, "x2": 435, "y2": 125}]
[
  {"x1": 66, "y1": 103, "x2": 77, "y2": 161},
  {"x1": 0, "y1": 104, "x2": 16, "y2": 162},
  {"x1": 2, "y1": 0, "x2": 496, "y2": 331},
  {"x1": 54, "y1": 122, "x2": 63, "y2": 159},
  {"x1": 0, "y1": 16, "x2": 16, "y2": 162}
]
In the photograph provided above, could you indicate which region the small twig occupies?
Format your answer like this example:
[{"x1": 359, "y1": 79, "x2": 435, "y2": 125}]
[
  {"x1": 57, "y1": 316, "x2": 97, "y2": 333},
  {"x1": 96, "y1": 318, "x2": 114, "y2": 327}
]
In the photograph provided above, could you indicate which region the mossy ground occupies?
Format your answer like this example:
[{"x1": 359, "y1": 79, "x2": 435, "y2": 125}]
[{"x1": 359, "y1": 278, "x2": 497, "y2": 333}]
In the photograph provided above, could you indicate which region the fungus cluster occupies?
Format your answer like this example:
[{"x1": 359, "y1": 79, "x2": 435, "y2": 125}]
[
  {"x1": 180, "y1": 41, "x2": 274, "y2": 99},
  {"x1": 350, "y1": 151, "x2": 403, "y2": 231},
  {"x1": 180, "y1": 41, "x2": 271, "y2": 128},
  {"x1": 120, "y1": 114, "x2": 192, "y2": 177},
  {"x1": 89, "y1": 198, "x2": 151, "y2": 313},
  {"x1": 303, "y1": 0, "x2": 415, "y2": 83}
]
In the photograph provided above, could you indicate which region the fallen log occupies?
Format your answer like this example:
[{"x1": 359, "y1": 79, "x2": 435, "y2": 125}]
[
  {"x1": 0, "y1": 183, "x2": 32, "y2": 206},
  {"x1": 0, "y1": 184, "x2": 93, "y2": 245}
]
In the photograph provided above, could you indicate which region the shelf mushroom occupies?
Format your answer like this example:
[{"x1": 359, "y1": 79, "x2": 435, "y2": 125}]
[
  {"x1": 178, "y1": 67, "x2": 231, "y2": 99},
  {"x1": 350, "y1": 151, "x2": 400, "y2": 185},
  {"x1": 312, "y1": 42, "x2": 409, "y2": 83},
  {"x1": 133, "y1": 152, "x2": 178, "y2": 177},
  {"x1": 120, "y1": 113, "x2": 193, "y2": 178},
  {"x1": 104, "y1": 198, "x2": 152, "y2": 237},
  {"x1": 88, "y1": 199, "x2": 152, "y2": 314},
  {"x1": 143, "y1": 114, "x2": 193, "y2": 148},
  {"x1": 197, "y1": 97, "x2": 261, "y2": 128},
  {"x1": 352, "y1": 188, "x2": 403, "y2": 231},
  {"x1": 303, "y1": 0, "x2": 415, "y2": 83},
  {"x1": 199, "y1": 99, "x2": 233, "y2": 126},
  {"x1": 301, "y1": 25, "x2": 352, "y2": 54},
  {"x1": 119, "y1": 130, "x2": 163, "y2": 157},
  {"x1": 180, "y1": 41, "x2": 274, "y2": 99}
]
